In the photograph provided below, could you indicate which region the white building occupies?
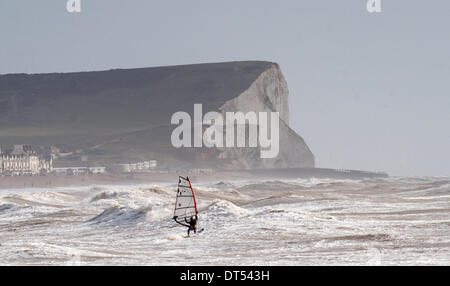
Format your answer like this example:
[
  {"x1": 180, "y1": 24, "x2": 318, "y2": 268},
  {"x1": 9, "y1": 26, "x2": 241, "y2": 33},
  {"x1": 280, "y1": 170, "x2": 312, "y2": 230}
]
[
  {"x1": 52, "y1": 166, "x2": 106, "y2": 175},
  {"x1": 107, "y1": 160, "x2": 157, "y2": 173},
  {"x1": 89, "y1": 167, "x2": 106, "y2": 174},
  {"x1": 0, "y1": 145, "x2": 53, "y2": 175}
]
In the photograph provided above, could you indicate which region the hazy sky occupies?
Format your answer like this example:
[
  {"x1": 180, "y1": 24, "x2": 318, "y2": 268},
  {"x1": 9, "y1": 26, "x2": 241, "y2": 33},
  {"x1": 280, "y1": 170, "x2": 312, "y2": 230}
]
[{"x1": 1, "y1": 0, "x2": 449, "y2": 176}]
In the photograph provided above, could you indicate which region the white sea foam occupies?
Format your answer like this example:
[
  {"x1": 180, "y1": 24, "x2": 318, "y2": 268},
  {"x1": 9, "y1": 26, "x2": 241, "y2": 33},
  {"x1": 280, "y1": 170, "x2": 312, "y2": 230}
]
[{"x1": 0, "y1": 177, "x2": 449, "y2": 265}]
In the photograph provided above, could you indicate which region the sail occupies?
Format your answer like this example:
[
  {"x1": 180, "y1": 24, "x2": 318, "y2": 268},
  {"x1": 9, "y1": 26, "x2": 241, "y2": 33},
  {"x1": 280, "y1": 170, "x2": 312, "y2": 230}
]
[{"x1": 173, "y1": 176, "x2": 198, "y2": 226}]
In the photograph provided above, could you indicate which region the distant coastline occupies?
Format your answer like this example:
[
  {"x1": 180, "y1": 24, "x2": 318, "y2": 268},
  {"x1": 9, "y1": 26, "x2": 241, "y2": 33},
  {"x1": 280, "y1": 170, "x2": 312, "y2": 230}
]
[{"x1": 0, "y1": 168, "x2": 388, "y2": 189}]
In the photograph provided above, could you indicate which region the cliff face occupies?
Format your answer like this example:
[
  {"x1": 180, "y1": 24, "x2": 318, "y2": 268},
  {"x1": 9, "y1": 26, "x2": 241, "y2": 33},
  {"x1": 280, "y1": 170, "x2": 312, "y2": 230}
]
[
  {"x1": 0, "y1": 61, "x2": 314, "y2": 169},
  {"x1": 218, "y1": 63, "x2": 314, "y2": 168},
  {"x1": 220, "y1": 64, "x2": 290, "y2": 124}
]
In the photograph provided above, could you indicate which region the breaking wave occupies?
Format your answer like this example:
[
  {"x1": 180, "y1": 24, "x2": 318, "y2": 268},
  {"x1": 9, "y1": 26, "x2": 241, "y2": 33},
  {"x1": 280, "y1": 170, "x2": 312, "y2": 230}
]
[
  {"x1": 212, "y1": 181, "x2": 236, "y2": 190},
  {"x1": 205, "y1": 200, "x2": 250, "y2": 217},
  {"x1": 87, "y1": 205, "x2": 151, "y2": 226},
  {"x1": 0, "y1": 203, "x2": 16, "y2": 213},
  {"x1": 238, "y1": 180, "x2": 305, "y2": 192},
  {"x1": 90, "y1": 191, "x2": 119, "y2": 202}
]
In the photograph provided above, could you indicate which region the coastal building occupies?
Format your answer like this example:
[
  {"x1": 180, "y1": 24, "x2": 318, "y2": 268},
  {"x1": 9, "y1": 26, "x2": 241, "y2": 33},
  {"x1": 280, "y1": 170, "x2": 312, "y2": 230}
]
[
  {"x1": 107, "y1": 160, "x2": 157, "y2": 173},
  {"x1": 0, "y1": 145, "x2": 53, "y2": 175},
  {"x1": 52, "y1": 166, "x2": 106, "y2": 176},
  {"x1": 89, "y1": 167, "x2": 106, "y2": 174}
]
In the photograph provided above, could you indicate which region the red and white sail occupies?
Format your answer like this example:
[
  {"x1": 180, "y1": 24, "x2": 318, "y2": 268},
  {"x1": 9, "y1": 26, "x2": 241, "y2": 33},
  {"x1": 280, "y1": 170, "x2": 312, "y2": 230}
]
[{"x1": 173, "y1": 176, "x2": 198, "y2": 226}]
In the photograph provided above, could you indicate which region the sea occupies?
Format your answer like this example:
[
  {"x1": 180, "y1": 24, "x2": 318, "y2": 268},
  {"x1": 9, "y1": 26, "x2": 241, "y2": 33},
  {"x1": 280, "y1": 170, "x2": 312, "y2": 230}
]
[{"x1": 0, "y1": 176, "x2": 449, "y2": 265}]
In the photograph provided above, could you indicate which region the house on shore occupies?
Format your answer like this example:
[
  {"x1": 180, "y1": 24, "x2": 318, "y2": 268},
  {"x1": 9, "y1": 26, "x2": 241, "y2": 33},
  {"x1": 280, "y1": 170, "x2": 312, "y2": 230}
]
[{"x1": 0, "y1": 145, "x2": 53, "y2": 175}]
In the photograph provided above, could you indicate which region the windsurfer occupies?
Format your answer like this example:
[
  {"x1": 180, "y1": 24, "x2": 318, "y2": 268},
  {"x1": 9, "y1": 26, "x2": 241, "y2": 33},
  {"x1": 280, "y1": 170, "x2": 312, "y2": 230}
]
[
  {"x1": 185, "y1": 215, "x2": 198, "y2": 236},
  {"x1": 173, "y1": 176, "x2": 201, "y2": 236}
]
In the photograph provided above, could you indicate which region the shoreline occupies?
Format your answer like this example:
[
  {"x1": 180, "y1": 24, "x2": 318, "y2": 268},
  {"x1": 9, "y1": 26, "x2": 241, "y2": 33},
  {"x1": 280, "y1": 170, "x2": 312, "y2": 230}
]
[
  {"x1": 0, "y1": 167, "x2": 388, "y2": 190},
  {"x1": 0, "y1": 172, "x2": 252, "y2": 189}
]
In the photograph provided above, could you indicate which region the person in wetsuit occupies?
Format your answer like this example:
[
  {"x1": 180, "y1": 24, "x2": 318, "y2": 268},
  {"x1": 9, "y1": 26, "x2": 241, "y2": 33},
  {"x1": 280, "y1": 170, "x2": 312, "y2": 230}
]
[{"x1": 185, "y1": 215, "x2": 198, "y2": 236}]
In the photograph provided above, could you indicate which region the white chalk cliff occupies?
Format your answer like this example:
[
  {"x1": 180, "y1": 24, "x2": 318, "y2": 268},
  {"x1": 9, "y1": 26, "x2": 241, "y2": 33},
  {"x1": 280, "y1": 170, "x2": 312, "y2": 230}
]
[
  {"x1": 0, "y1": 61, "x2": 314, "y2": 169},
  {"x1": 218, "y1": 63, "x2": 314, "y2": 168}
]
